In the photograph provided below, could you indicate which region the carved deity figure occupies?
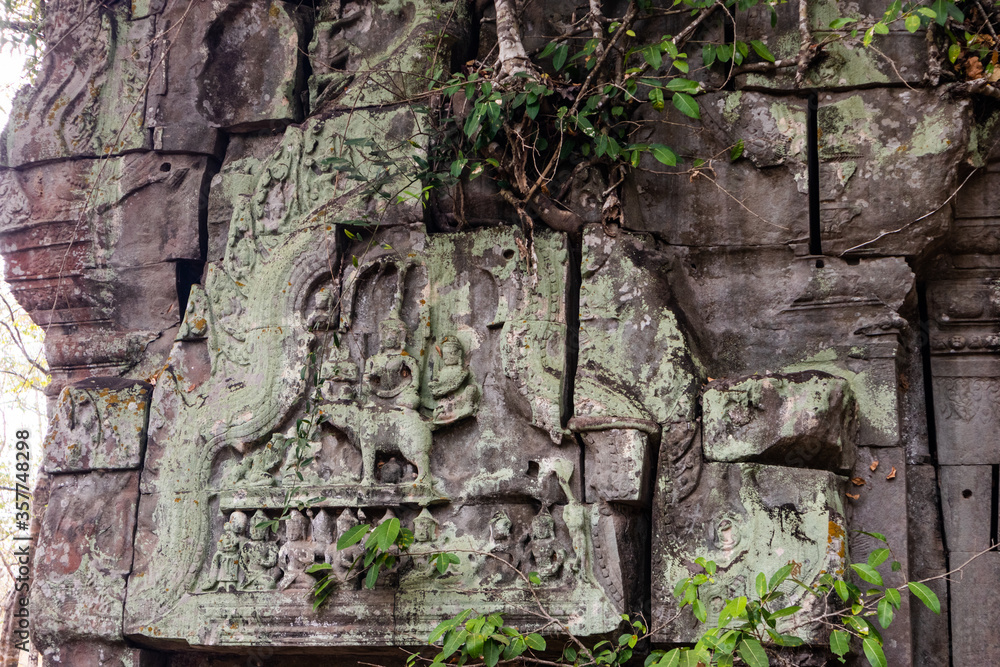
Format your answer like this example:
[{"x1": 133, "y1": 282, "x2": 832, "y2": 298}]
[
  {"x1": 312, "y1": 509, "x2": 336, "y2": 565},
  {"x1": 321, "y1": 316, "x2": 435, "y2": 487},
  {"x1": 530, "y1": 508, "x2": 566, "y2": 581},
  {"x1": 364, "y1": 318, "x2": 420, "y2": 408},
  {"x1": 428, "y1": 336, "x2": 479, "y2": 425},
  {"x1": 332, "y1": 509, "x2": 363, "y2": 587},
  {"x1": 321, "y1": 345, "x2": 359, "y2": 403},
  {"x1": 202, "y1": 511, "x2": 248, "y2": 592},
  {"x1": 414, "y1": 508, "x2": 438, "y2": 543},
  {"x1": 277, "y1": 510, "x2": 317, "y2": 591},
  {"x1": 239, "y1": 510, "x2": 279, "y2": 591}
]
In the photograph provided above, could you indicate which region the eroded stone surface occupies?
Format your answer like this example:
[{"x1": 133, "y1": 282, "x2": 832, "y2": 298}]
[
  {"x1": 651, "y1": 462, "x2": 848, "y2": 644},
  {"x1": 43, "y1": 378, "x2": 151, "y2": 472},
  {"x1": 702, "y1": 371, "x2": 857, "y2": 471},
  {"x1": 31, "y1": 471, "x2": 140, "y2": 650},
  {"x1": 2, "y1": 0, "x2": 992, "y2": 663}
]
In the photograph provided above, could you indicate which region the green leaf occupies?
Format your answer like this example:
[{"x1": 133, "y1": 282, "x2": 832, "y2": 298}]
[
  {"x1": 337, "y1": 524, "x2": 369, "y2": 550},
  {"x1": 856, "y1": 531, "x2": 888, "y2": 543},
  {"x1": 429, "y1": 618, "x2": 459, "y2": 644},
  {"x1": 756, "y1": 572, "x2": 768, "y2": 598},
  {"x1": 364, "y1": 561, "x2": 381, "y2": 589},
  {"x1": 862, "y1": 637, "x2": 887, "y2": 667},
  {"x1": 524, "y1": 633, "x2": 546, "y2": 651},
  {"x1": 829, "y1": 629, "x2": 850, "y2": 657},
  {"x1": 730, "y1": 138, "x2": 744, "y2": 162},
  {"x1": 829, "y1": 17, "x2": 856, "y2": 29},
  {"x1": 553, "y1": 44, "x2": 569, "y2": 71},
  {"x1": 851, "y1": 563, "x2": 884, "y2": 587},
  {"x1": 737, "y1": 638, "x2": 769, "y2": 667},
  {"x1": 908, "y1": 581, "x2": 941, "y2": 614},
  {"x1": 873, "y1": 21, "x2": 889, "y2": 35},
  {"x1": 905, "y1": 14, "x2": 921, "y2": 32},
  {"x1": 877, "y1": 597, "x2": 894, "y2": 628},
  {"x1": 306, "y1": 562, "x2": 332, "y2": 573},
  {"x1": 643, "y1": 44, "x2": 663, "y2": 70},
  {"x1": 702, "y1": 44, "x2": 717, "y2": 67},
  {"x1": 650, "y1": 143, "x2": 678, "y2": 166},
  {"x1": 769, "y1": 563, "x2": 795, "y2": 591},
  {"x1": 749, "y1": 39, "x2": 775, "y2": 63},
  {"x1": 672, "y1": 92, "x2": 700, "y2": 119},
  {"x1": 868, "y1": 548, "x2": 891, "y2": 568},
  {"x1": 379, "y1": 517, "x2": 401, "y2": 551},
  {"x1": 717, "y1": 44, "x2": 733, "y2": 63},
  {"x1": 693, "y1": 599, "x2": 707, "y2": 623},
  {"x1": 665, "y1": 78, "x2": 700, "y2": 94},
  {"x1": 769, "y1": 605, "x2": 801, "y2": 619},
  {"x1": 834, "y1": 579, "x2": 850, "y2": 602},
  {"x1": 948, "y1": 43, "x2": 961, "y2": 64},
  {"x1": 655, "y1": 649, "x2": 681, "y2": 667},
  {"x1": 483, "y1": 640, "x2": 500, "y2": 667},
  {"x1": 885, "y1": 587, "x2": 901, "y2": 609},
  {"x1": 441, "y1": 629, "x2": 469, "y2": 658}
]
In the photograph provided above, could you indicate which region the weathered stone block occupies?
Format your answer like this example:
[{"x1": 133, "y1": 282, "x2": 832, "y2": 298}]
[
  {"x1": 931, "y1": 356, "x2": 1000, "y2": 464},
  {"x1": 2, "y1": 2, "x2": 152, "y2": 166},
  {"x1": 573, "y1": 225, "x2": 698, "y2": 428},
  {"x1": 845, "y1": 447, "x2": 912, "y2": 662},
  {"x1": 579, "y1": 429, "x2": 651, "y2": 504},
  {"x1": 629, "y1": 90, "x2": 971, "y2": 257},
  {"x1": 40, "y1": 642, "x2": 165, "y2": 667},
  {"x1": 939, "y1": 465, "x2": 995, "y2": 552},
  {"x1": 31, "y1": 471, "x2": 140, "y2": 649},
  {"x1": 651, "y1": 462, "x2": 847, "y2": 644},
  {"x1": 43, "y1": 378, "x2": 152, "y2": 473},
  {"x1": 949, "y1": 551, "x2": 1000, "y2": 666},
  {"x1": 702, "y1": 371, "x2": 857, "y2": 471}
]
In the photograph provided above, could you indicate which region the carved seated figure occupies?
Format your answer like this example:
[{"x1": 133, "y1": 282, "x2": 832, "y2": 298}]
[
  {"x1": 530, "y1": 508, "x2": 566, "y2": 581},
  {"x1": 321, "y1": 317, "x2": 435, "y2": 488},
  {"x1": 364, "y1": 318, "x2": 421, "y2": 410},
  {"x1": 240, "y1": 510, "x2": 279, "y2": 591},
  {"x1": 202, "y1": 511, "x2": 247, "y2": 592},
  {"x1": 428, "y1": 336, "x2": 479, "y2": 425},
  {"x1": 277, "y1": 510, "x2": 317, "y2": 591}
]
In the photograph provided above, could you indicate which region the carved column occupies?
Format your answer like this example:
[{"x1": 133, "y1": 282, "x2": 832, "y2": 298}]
[{"x1": 927, "y1": 179, "x2": 1000, "y2": 665}]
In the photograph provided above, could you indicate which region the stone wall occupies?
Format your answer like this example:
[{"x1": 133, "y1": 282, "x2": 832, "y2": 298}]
[{"x1": 1, "y1": 0, "x2": 996, "y2": 665}]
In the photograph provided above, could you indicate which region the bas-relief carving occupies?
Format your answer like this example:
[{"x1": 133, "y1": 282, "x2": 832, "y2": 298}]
[
  {"x1": 2, "y1": 1, "x2": 152, "y2": 167},
  {"x1": 122, "y1": 100, "x2": 655, "y2": 645}
]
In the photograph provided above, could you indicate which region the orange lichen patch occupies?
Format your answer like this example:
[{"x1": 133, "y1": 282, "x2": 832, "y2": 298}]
[{"x1": 828, "y1": 521, "x2": 847, "y2": 559}]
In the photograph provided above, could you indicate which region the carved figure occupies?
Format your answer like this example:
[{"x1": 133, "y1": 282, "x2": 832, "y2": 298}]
[
  {"x1": 414, "y1": 508, "x2": 438, "y2": 543},
  {"x1": 379, "y1": 456, "x2": 404, "y2": 484},
  {"x1": 202, "y1": 511, "x2": 248, "y2": 592},
  {"x1": 320, "y1": 318, "x2": 435, "y2": 487},
  {"x1": 239, "y1": 510, "x2": 279, "y2": 591},
  {"x1": 227, "y1": 434, "x2": 291, "y2": 487},
  {"x1": 429, "y1": 336, "x2": 480, "y2": 424},
  {"x1": 312, "y1": 509, "x2": 337, "y2": 565},
  {"x1": 332, "y1": 509, "x2": 363, "y2": 586},
  {"x1": 530, "y1": 508, "x2": 566, "y2": 580},
  {"x1": 277, "y1": 510, "x2": 316, "y2": 591},
  {"x1": 365, "y1": 318, "x2": 420, "y2": 409}
]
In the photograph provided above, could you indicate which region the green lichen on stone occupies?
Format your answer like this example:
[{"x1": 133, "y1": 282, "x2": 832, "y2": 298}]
[
  {"x1": 655, "y1": 463, "x2": 847, "y2": 644},
  {"x1": 722, "y1": 91, "x2": 743, "y2": 125},
  {"x1": 575, "y1": 227, "x2": 698, "y2": 426},
  {"x1": 701, "y1": 372, "x2": 856, "y2": 469},
  {"x1": 783, "y1": 349, "x2": 898, "y2": 443}
]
